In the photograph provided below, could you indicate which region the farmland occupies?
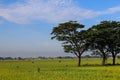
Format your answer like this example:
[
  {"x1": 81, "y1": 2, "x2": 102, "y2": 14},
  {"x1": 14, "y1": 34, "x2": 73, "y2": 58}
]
[{"x1": 0, "y1": 58, "x2": 120, "y2": 80}]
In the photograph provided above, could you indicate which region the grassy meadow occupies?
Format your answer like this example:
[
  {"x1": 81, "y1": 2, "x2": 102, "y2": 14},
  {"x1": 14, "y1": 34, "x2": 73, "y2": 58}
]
[{"x1": 0, "y1": 58, "x2": 120, "y2": 80}]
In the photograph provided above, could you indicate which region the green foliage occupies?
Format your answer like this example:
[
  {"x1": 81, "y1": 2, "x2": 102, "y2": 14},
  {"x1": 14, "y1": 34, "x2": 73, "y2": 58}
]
[
  {"x1": 51, "y1": 20, "x2": 120, "y2": 66},
  {"x1": 51, "y1": 21, "x2": 88, "y2": 66},
  {"x1": 88, "y1": 21, "x2": 120, "y2": 65}
]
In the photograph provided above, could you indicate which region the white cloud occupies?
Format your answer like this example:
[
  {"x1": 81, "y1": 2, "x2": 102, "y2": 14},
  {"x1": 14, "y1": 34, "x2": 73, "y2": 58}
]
[
  {"x1": 0, "y1": 0, "x2": 120, "y2": 24},
  {"x1": 101, "y1": 6, "x2": 120, "y2": 14},
  {"x1": 97, "y1": 6, "x2": 120, "y2": 15}
]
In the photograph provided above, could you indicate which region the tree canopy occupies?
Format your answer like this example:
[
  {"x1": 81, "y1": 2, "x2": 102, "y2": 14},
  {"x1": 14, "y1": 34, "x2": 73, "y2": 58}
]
[
  {"x1": 51, "y1": 20, "x2": 120, "y2": 66},
  {"x1": 87, "y1": 21, "x2": 120, "y2": 65},
  {"x1": 51, "y1": 21, "x2": 88, "y2": 66}
]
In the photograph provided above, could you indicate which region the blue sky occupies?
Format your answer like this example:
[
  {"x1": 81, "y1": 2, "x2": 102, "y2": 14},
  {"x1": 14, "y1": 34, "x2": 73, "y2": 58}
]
[{"x1": 0, "y1": 0, "x2": 120, "y2": 57}]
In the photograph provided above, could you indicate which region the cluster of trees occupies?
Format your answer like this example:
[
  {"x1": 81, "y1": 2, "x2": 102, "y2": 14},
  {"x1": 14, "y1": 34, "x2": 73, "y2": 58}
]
[{"x1": 51, "y1": 21, "x2": 120, "y2": 67}]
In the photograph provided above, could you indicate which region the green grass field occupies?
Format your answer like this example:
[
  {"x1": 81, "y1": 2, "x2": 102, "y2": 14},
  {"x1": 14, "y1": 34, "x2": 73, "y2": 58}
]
[{"x1": 0, "y1": 58, "x2": 120, "y2": 80}]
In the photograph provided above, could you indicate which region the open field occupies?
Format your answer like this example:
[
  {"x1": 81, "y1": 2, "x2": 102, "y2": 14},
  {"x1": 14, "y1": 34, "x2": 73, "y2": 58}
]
[{"x1": 0, "y1": 58, "x2": 120, "y2": 80}]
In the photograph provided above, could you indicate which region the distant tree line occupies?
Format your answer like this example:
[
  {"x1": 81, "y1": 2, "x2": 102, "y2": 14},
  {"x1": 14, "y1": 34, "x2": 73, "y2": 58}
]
[
  {"x1": 0, "y1": 56, "x2": 76, "y2": 60},
  {"x1": 51, "y1": 21, "x2": 120, "y2": 66},
  {"x1": 0, "y1": 57, "x2": 24, "y2": 60}
]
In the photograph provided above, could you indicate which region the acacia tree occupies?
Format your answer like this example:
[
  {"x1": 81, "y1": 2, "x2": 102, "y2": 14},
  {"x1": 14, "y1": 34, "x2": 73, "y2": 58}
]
[
  {"x1": 88, "y1": 21, "x2": 120, "y2": 65},
  {"x1": 104, "y1": 21, "x2": 120, "y2": 65},
  {"x1": 51, "y1": 21, "x2": 88, "y2": 66},
  {"x1": 87, "y1": 26, "x2": 110, "y2": 65}
]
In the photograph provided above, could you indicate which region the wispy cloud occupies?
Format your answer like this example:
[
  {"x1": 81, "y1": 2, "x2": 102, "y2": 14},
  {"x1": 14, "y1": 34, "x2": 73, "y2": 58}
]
[
  {"x1": 0, "y1": 0, "x2": 120, "y2": 24},
  {"x1": 100, "y1": 6, "x2": 120, "y2": 14}
]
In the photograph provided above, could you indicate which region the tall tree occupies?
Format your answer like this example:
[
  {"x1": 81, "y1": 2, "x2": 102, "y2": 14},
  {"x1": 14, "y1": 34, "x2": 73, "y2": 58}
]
[
  {"x1": 88, "y1": 21, "x2": 120, "y2": 65},
  {"x1": 51, "y1": 21, "x2": 88, "y2": 66},
  {"x1": 104, "y1": 21, "x2": 120, "y2": 65},
  {"x1": 87, "y1": 27, "x2": 108, "y2": 65}
]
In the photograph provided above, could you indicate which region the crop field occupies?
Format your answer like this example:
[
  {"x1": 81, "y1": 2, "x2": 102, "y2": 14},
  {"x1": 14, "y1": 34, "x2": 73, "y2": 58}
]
[{"x1": 0, "y1": 58, "x2": 120, "y2": 80}]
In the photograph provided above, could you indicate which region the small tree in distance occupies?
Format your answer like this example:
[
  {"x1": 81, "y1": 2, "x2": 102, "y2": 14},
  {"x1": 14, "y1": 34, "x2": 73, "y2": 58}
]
[{"x1": 51, "y1": 21, "x2": 89, "y2": 67}]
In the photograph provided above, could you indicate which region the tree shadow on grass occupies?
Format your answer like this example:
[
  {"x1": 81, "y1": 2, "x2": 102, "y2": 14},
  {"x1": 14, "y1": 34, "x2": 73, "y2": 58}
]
[
  {"x1": 82, "y1": 64, "x2": 102, "y2": 67},
  {"x1": 81, "y1": 63, "x2": 120, "y2": 67}
]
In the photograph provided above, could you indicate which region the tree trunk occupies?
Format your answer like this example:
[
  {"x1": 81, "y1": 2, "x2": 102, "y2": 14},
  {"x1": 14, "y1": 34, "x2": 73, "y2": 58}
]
[
  {"x1": 78, "y1": 55, "x2": 81, "y2": 67},
  {"x1": 112, "y1": 55, "x2": 116, "y2": 65},
  {"x1": 101, "y1": 52, "x2": 106, "y2": 66},
  {"x1": 102, "y1": 57, "x2": 106, "y2": 65}
]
